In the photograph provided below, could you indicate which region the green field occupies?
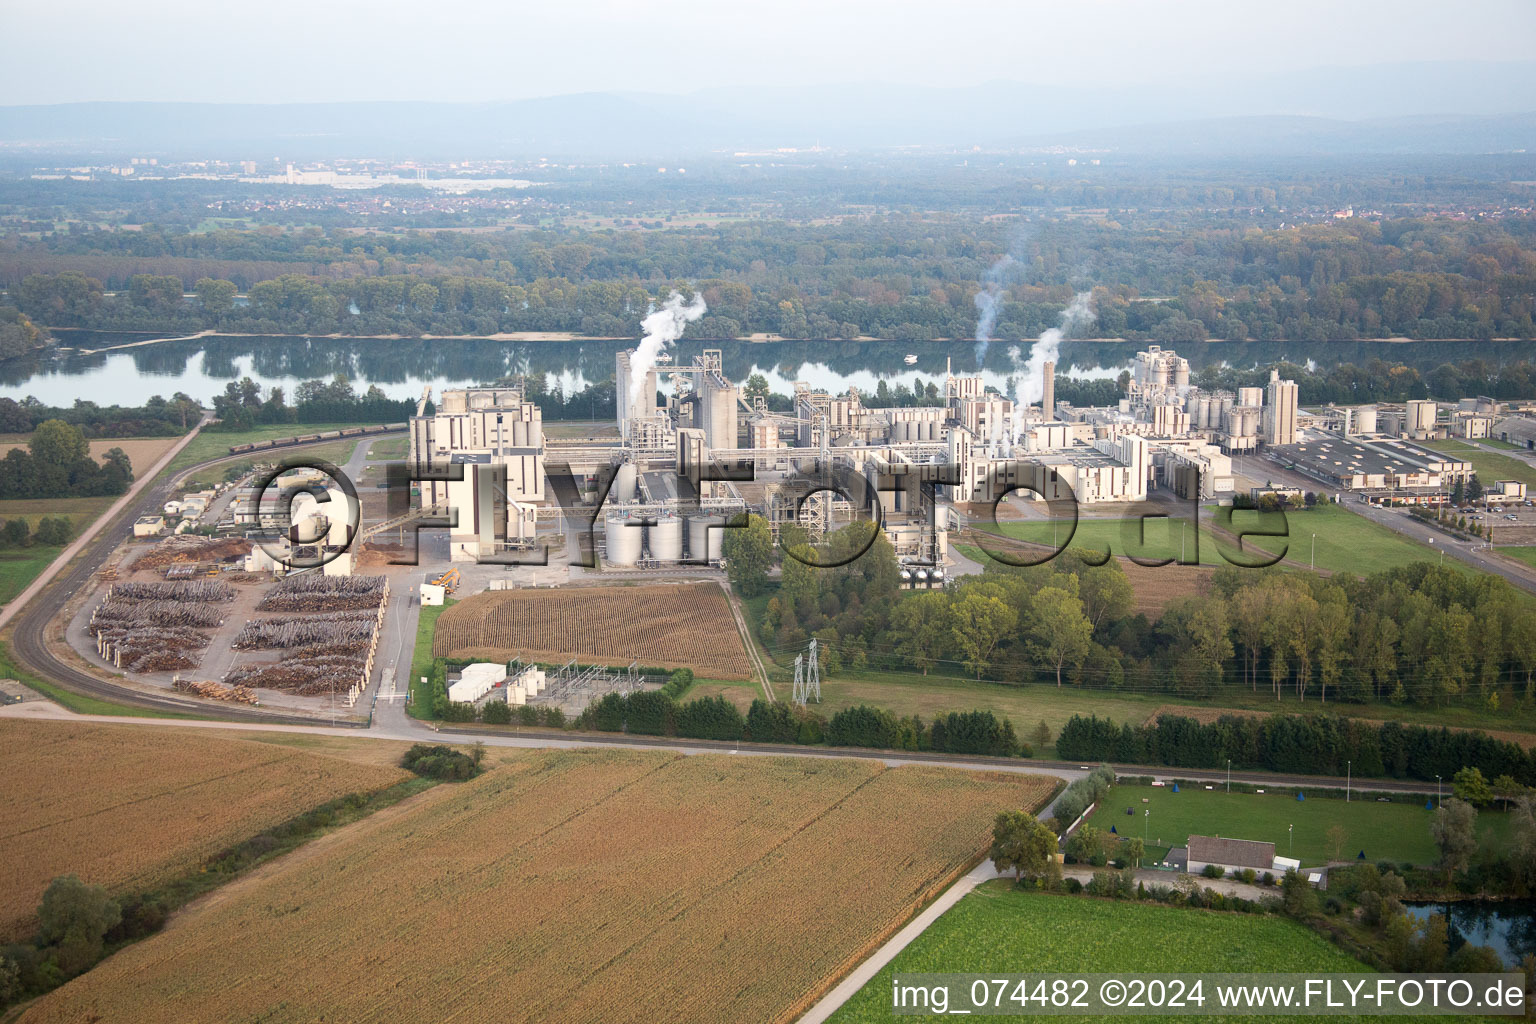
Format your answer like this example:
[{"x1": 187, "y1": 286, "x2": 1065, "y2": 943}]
[
  {"x1": 829, "y1": 885, "x2": 1389, "y2": 1024},
  {"x1": 166, "y1": 423, "x2": 386, "y2": 477},
  {"x1": 0, "y1": 496, "x2": 120, "y2": 605},
  {"x1": 365, "y1": 436, "x2": 410, "y2": 460},
  {"x1": 0, "y1": 545, "x2": 66, "y2": 606},
  {"x1": 1499, "y1": 547, "x2": 1536, "y2": 569},
  {"x1": 1476, "y1": 438, "x2": 1528, "y2": 452},
  {"x1": 1236, "y1": 504, "x2": 1449, "y2": 575},
  {"x1": 1426, "y1": 439, "x2": 1536, "y2": 491},
  {"x1": 406, "y1": 598, "x2": 454, "y2": 718},
  {"x1": 1083, "y1": 784, "x2": 1515, "y2": 868}
]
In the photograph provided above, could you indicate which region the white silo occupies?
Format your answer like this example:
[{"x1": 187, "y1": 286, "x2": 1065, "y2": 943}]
[
  {"x1": 648, "y1": 513, "x2": 682, "y2": 562},
  {"x1": 613, "y1": 462, "x2": 638, "y2": 503},
  {"x1": 1355, "y1": 405, "x2": 1378, "y2": 434},
  {"x1": 605, "y1": 513, "x2": 643, "y2": 567},
  {"x1": 688, "y1": 514, "x2": 726, "y2": 563}
]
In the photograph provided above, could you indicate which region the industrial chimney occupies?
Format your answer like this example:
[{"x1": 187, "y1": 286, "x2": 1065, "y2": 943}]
[{"x1": 1042, "y1": 361, "x2": 1055, "y2": 420}]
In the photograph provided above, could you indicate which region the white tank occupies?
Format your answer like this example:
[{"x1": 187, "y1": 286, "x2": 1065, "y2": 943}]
[
  {"x1": 648, "y1": 514, "x2": 682, "y2": 562},
  {"x1": 613, "y1": 462, "x2": 638, "y2": 503},
  {"x1": 1355, "y1": 405, "x2": 1378, "y2": 434},
  {"x1": 605, "y1": 513, "x2": 643, "y2": 567},
  {"x1": 899, "y1": 568, "x2": 912, "y2": 582},
  {"x1": 688, "y1": 514, "x2": 726, "y2": 562}
]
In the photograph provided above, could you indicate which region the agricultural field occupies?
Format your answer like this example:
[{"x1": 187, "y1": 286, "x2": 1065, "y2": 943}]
[
  {"x1": 1081, "y1": 784, "x2": 1517, "y2": 869},
  {"x1": 164, "y1": 422, "x2": 377, "y2": 476},
  {"x1": 0, "y1": 718, "x2": 407, "y2": 941},
  {"x1": 828, "y1": 885, "x2": 1387, "y2": 1024},
  {"x1": 0, "y1": 434, "x2": 179, "y2": 474},
  {"x1": 971, "y1": 516, "x2": 1225, "y2": 566},
  {"x1": 434, "y1": 581, "x2": 755, "y2": 679},
  {"x1": 21, "y1": 750, "x2": 1056, "y2": 1024}
]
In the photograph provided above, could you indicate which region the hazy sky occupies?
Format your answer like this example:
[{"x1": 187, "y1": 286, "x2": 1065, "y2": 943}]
[{"x1": 4, "y1": 0, "x2": 1534, "y2": 105}]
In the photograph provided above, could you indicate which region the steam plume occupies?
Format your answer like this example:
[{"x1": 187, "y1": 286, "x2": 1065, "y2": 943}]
[
  {"x1": 629, "y1": 291, "x2": 707, "y2": 409},
  {"x1": 972, "y1": 255, "x2": 1014, "y2": 363},
  {"x1": 1012, "y1": 292, "x2": 1094, "y2": 431}
]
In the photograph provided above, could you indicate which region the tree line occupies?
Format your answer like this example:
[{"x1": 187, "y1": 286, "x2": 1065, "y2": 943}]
[{"x1": 1055, "y1": 711, "x2": 1536, "y2": 786}]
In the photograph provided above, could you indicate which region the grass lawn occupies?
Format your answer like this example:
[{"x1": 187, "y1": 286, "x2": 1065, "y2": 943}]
[
  {"x1": 1231, "y1": 504, "x2": 1451, "y2": 576},
  {"x1": 1426, "y1": 439, "x2": 1536, "y2": 491},
  {"x1": 1084, "y1": 784, "x2": 1515, "y2": 869},
  {"x1": 0, "y1": 546, "x2": 67, "y2": 606},
  {"x1": 686, "y1": 676, "x2": 762, "y2": 711},
  {"x1": 1499, "y1": 547, "x2": 1536, "y2": 570},
  {"x1": 0, "y1": 495, "x2": 121, "y2": 605},
  {"x1": 1477, "y1": 438, "x2": 1528, "y2": 452},
  {"x1": 166, "y1": 423, "x2": 385, "y2": 477},
  {"x1": 406, "y1": 598, "x2": 454, "y2": 718},
  {"x1": 828, "y1": 885, "x2": 1385, "y2": 1024},
  {"x1": 365, "y1": 436, "x2": 410, "y2": 460}
]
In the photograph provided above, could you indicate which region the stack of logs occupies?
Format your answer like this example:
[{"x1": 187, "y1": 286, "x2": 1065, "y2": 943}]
[
  {"x1": 91, "y1": 580, "x2": 235, "y2": 673},
  {"x1": 173, "y1": 677, "x2": 259, "y2": 704},
  {"x1": 226, "y1": 574, "x2": 389, "y2": 696}
]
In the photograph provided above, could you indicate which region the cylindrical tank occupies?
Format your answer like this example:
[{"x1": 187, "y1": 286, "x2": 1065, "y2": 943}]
[
  {"x1": 1218, "y1": 396, "x2": 1234, "y2": 427},
  {"x1": 1355, "y1": 405, "x2": 1378, "y2": 434},
  {"x1": 605, "y1": 513, "x2": 643, "y2": 567},
  {"x1": 613, "y1": 462, "x2": 638, "y2": 503},
  {"x1": 899, "y1": 568, "x2": 911, "y2": 584},
  {"x1": 688, "y1": 514, "x2": 726, "y2": 562},
  {"x1": 648, "y1": 514, "x2": 682, "y2": 562}
]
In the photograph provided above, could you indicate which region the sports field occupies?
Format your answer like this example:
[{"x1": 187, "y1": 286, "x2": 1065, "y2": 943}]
[
  {"x1": 1082, "y1": 784, "x2": 1516, "y2": 868},
  {"x1": 0, "y1": 719, "x2": 407, "y2": 941},
  {"x1": 828, "y1": 884, "x2": 1391, "y2": 1023},
  {"x1": 21, "y1": 750, "x2": 1055, "y2": 1024}
]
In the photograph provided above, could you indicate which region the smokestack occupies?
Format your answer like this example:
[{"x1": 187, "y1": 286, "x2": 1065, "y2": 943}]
[{"x1": 1042, "y1": 361, "x2": 1055, "y2": 420}]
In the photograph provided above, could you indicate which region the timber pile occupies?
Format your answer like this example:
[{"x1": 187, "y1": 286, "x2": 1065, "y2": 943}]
[
  {"x1": 92, "y1": 598, "x2": 225, "y2": 630},
  {"x1": 94, "y1": 625, "x2": 207, "y2": 673},
  {"x1": 225, "y1": 653, "x2": 368, "y2": 696},
  {"x1": 132, "y1": 536, "x2": 252, "y2": 571},
  {"x1": 173, "y1": 678, "x2": 259, "y2": 704},
  {"x1": 109, "y1": 580, "x2": 234, "y2": 602},
  {"x1": 257, "y1": 575, "x2": 387, "y2": 613},
  {"x1": 232, "y1": 613, "x2": 377, "y2": 650}
]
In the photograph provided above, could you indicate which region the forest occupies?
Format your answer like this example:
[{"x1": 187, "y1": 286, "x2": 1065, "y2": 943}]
[
  {"x1": 748, "y1": 518, "x2": 1536, "y2": 718},
  {"x1": 4, "y1": 212, "x2": 1534, "y2": 344}
]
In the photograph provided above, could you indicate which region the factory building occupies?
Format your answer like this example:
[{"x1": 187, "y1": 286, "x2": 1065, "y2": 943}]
[
  {"x1": 1264, "y1": 370, "x2": 1299, "y2": 447},
  {"x1": 1129, "y1": 346, "x2": 1192, "y2": 409},
  {"x1": 409, "y1": 386, "x2": 545, "y2": 562}
]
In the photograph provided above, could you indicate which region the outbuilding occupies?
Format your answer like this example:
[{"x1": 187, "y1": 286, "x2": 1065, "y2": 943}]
[
  {"x1": 1186, "y1": 834, "x2": 1276, "y2": 877},
  {"x1": 133, "y1": 515, "x2": 165, "y2": 538}
]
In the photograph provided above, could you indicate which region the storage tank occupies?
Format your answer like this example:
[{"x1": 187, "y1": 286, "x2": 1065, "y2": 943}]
[
  {"x1": 688, "y1": 514, "x2": 726, "y2": 563},
  {"x1": 648, "y1": 513, "x2": 682, "y2": 562},
  {"x1": 613, "y1": 462, "x2": 638, "y2": 503},
  {"x1": 605, "y1": 513, "x2": 643, "y2": 567},
  {"x1": 1354, "y1": 405, "x2": 1378, "y2": 434}
]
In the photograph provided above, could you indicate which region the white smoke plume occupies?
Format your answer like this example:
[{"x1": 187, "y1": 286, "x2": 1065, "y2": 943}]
[
  {"x1": 972, "y1": 255, "x2": 1014, "y2": 364},
  {"x1": 1012, "y1": 291, "x2": 1094, "y2": 428},
  {"x1": 629, "y1": 291, "x2": 707, "y2": 410}
]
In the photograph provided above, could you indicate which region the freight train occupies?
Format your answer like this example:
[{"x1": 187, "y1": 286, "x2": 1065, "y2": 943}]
[{"x1": 227, "y1": 423, "x2": 407, "y2": 456}]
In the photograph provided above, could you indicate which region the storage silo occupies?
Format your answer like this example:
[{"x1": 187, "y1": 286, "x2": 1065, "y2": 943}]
[
  {"x1": 613, "y1": 462, "x2": 638, "y2": 503},
  {"x1": 688, "y1": 514, "x2": 726, "y2": 563},
  {"x1": 1238, "y1": 386, "x2": 1264, "y2": 408},
  {"x1": 605, "y1": 513, "x2": 643, "y2": 567},
  {"x1": 648, "y1": 513, "x2": 682, "y2": 562},
  {"x1": 1355, "y1": 405, "x2": 1378, "y2": 434}
]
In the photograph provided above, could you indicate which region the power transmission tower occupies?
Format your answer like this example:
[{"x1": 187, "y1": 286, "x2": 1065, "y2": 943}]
[{"x1": 793, "y1": 638, "x2": 821, "y2": 705}]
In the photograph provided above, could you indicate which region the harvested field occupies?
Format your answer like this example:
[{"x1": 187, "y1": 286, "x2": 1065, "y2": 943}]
[
  {"x1": 0, "y1": 719, "x2": 407, "y2": 941},
  {"x1": 434, "y1": 582, "x2": 755, "y2": 679},
  {"x1": 21, "y1": 750, "x2": 1057, "y2": 1024}
]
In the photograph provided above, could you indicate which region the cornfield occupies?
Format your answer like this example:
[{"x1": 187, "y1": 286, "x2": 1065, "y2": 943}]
[
  {"x1": 17, "y1": 750, "x2": 1055, "y2": 1024},
  {"x1": 433, "y1": 582, "x2": 754, "y2": 680},
  {"x1": 0, "y1": 719, "x2": 406, "y2": 942}
]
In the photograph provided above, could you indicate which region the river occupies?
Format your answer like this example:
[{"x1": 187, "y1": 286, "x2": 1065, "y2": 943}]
[{"x1": 3, "y1": 333, "x2": 1535, "y2": 407}]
